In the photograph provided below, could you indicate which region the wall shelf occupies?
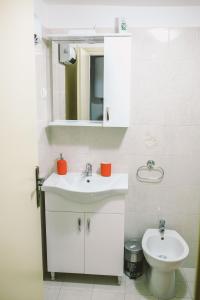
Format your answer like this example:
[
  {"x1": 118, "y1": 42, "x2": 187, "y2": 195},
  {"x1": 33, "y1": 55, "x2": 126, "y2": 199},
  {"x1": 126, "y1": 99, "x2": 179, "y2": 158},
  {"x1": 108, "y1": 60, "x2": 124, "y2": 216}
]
[{"x1": 46, "y1": 32, "x2": 132, "y2": 41}]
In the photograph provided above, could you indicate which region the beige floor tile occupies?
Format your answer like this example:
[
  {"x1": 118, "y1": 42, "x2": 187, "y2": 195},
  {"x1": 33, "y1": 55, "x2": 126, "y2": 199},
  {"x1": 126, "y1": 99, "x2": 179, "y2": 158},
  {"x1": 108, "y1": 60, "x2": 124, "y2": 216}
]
[
  {"x1": 44, "y1": 280, "x2": 63, "y2": 288},
  {"x1": 125, "y1": 274, "x2": 151, "y2": 296},
  {"x1": 61, "y1": 281, "x2": 94, "y2": 290},
  {"x1": 169, "y1": 298, "x2": 192, "y2": 300},
  {"x1": 58, "y1": 287, "x2": 92, "y2": 300},
  {"x1": 93, "y1": 275, "x2": 125, "y2": 292},
  {"x1": 187, "y1": 281, "x2": 195, "y2": 298},
  {"x1": 44, "y1": 286, "x2": 61, "y2": 300},
  {"x1": 125, "y1": 294, "x2": 157, "y2": 300},
  {"x1": 92, "y1": 290, "x2": 125, "y2": 300},
  {"x1": 175, "y1": 282, "x2": 191, "y2": 299},
  {"x1": 43, "y1": 268, "x2": 194, "y2": 300}
]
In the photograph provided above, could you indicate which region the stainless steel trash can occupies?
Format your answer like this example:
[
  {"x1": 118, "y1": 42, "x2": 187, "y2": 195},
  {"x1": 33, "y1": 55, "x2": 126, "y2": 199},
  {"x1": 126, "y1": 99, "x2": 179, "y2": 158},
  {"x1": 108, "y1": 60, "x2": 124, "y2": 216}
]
[{"x1": 124, "y1": 239, "x2": 144, "y2": 279}]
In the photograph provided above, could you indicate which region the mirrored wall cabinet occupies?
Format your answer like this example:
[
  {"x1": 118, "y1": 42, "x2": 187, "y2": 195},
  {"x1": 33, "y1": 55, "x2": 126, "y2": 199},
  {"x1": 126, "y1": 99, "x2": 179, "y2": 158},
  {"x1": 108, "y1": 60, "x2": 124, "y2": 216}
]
[{"x1": 47, "y1": 33, "x2": 132, "y2": 128}]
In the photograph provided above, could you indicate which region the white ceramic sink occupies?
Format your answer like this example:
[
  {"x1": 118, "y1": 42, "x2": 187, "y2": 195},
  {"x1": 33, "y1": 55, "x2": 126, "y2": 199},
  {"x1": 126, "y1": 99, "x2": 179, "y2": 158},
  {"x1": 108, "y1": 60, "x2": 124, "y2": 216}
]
[{"x1": 42, "y1": 172, "x2": 128, "y2": 201}]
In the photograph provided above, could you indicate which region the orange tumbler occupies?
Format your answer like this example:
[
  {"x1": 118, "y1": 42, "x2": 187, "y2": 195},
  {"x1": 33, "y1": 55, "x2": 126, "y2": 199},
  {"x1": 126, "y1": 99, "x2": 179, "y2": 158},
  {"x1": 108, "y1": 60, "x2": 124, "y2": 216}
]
[{"x1": 100, "y1": 162, "x2": 112, "y2": 177}]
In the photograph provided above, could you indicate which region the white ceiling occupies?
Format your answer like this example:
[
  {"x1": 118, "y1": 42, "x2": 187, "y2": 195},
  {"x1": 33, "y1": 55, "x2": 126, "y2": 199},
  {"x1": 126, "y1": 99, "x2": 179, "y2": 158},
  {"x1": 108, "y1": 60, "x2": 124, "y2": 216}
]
[{"x1": 44, "y1": 0, "x2": 200, "y2": 6}]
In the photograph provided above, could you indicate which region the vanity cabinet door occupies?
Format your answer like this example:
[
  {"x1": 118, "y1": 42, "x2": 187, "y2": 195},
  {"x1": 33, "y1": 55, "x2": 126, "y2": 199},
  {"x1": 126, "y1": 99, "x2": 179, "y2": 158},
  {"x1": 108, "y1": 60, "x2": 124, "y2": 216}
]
[
  {"x1": 46, "y1": 212, "x2": 84, "y2": 273},
  {"x1": 104, "y1": 36, "x2": 132, "y2": 128},
  {"x1": 84, "y1": 213, "x2": 124, "y2": 276}
]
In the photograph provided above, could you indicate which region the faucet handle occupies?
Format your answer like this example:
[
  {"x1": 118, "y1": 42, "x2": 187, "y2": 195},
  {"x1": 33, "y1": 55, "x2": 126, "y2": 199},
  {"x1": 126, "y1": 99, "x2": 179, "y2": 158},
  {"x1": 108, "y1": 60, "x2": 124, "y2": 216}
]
[
  {"x1": 84, "y1": 162, "x2": 92, "y2": 176},
  {"x1": 159, "y1": 218, "x2": 166, "y2": 226},
  {"x1": 86, "y1": 162, "x2": 92, "y2": 169}
]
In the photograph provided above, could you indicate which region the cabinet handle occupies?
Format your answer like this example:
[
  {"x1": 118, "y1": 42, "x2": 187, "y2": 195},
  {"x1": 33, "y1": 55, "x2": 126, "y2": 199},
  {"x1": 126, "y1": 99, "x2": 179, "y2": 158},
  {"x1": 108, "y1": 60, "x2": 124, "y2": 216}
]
[
  {"x1": 106, "y1": 107, "x2": 110, "y2": 121},
  {"x1": 78, "y1": 218, "x2": 82, "y2": 232},
  {"x1": 87, "y1": 218, "x2": 90, "y2": 232}
]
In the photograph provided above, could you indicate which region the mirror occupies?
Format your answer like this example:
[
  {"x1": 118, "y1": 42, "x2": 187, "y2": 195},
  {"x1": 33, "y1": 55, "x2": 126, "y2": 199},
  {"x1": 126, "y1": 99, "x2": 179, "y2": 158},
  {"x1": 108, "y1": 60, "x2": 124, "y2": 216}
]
[{"x1": 52, "y1": 41, "x2": 104, "y2": 121}]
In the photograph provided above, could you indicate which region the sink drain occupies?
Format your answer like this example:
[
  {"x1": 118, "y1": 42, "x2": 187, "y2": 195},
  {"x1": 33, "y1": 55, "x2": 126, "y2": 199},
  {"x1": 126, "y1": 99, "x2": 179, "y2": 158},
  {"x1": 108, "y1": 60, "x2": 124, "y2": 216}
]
[{"x1": 158, "y1": 254, "x2": 167, "y2": 259}]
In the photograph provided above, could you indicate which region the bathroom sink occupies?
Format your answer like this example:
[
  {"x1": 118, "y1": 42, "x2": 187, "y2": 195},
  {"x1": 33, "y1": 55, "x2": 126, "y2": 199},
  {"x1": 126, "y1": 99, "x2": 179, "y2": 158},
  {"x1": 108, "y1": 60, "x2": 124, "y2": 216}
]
[{"x1": 42, "y1": 172, "x2": 128, "y2": 201}]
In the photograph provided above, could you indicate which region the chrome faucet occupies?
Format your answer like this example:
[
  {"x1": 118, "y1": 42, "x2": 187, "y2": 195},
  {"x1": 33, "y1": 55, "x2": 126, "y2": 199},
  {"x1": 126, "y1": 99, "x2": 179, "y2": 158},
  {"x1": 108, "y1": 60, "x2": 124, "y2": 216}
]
[
  {"x1": 159, "y1": 219, "x2": 166, "y2": 234},
  {"x1": 84, "y1": 163, "x2": 92, "y2": 177}
]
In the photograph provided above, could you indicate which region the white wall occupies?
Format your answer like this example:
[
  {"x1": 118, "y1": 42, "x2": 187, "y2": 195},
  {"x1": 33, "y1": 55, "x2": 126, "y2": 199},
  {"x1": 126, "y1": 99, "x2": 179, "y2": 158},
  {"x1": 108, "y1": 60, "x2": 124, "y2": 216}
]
[
  {"x1": 35, "y1": 2, "x2": 200, "y2": 28},
  {"x1": 48, "y1": 28, "x2": 200, "y2": 267},
  {"x1": 34, "y1": 0, "x2": 46, "y2": 23},
  {"x1": 34, "y1": 2, "x2": 200, "y2": 267},
  {"x1": 35, "y1": 19, "x2": 53, "y2": 177}
]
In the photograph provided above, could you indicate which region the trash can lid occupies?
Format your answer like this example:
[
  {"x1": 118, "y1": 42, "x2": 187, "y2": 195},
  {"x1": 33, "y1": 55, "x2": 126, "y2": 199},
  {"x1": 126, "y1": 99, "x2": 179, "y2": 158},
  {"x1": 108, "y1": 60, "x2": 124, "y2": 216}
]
[{"x1": 125, "y1": 239, "x2": 142, "y2": 253}]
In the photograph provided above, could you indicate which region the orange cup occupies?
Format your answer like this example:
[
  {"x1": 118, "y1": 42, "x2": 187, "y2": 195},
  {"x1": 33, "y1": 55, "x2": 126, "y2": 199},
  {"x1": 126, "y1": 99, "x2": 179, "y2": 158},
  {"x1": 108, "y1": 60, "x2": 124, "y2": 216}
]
[{"x1": 100, "y1": 162, "x2": 112, "y2": 177}]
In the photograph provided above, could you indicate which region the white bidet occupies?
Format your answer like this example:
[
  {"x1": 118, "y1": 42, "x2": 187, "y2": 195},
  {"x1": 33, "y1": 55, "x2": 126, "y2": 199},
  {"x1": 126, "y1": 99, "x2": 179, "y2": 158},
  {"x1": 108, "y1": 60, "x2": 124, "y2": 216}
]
[{"x1": 142, "y1": 229, "x2": 189, "y2": 300}]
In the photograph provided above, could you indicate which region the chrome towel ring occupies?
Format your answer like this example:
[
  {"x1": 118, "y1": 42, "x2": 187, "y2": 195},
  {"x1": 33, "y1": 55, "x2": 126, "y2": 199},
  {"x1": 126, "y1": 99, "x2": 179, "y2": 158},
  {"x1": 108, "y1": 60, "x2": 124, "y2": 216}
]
[{"x1": 136, "y1": 160, "x2": 164, "y2": 183}]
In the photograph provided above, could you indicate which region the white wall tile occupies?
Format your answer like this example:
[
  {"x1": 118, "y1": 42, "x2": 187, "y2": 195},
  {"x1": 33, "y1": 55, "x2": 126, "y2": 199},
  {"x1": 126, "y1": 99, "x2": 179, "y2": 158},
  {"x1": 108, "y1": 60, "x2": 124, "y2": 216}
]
[
  {"x1": 37, "y1": 28, "x2": 200, "y2": 269},
  {"x1": 133, "y1": 28, "x2": 169, "y2": 61},
  {"x1": 125, "y1": 212, "x2": 158, "y2": 241},
  {"x1": 169, "y1": 28, "x2": 200, "y2": 60},
  {"x1": 182, "y1": 268, "x2": 197, "y2": 282}
]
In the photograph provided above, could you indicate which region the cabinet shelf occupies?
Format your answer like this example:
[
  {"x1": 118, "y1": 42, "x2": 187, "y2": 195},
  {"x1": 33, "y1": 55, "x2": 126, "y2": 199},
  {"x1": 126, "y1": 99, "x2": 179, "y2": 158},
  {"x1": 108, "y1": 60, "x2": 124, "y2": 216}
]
[{"x1": 48, "y1": 120, "x2": 103, "y2": 127}]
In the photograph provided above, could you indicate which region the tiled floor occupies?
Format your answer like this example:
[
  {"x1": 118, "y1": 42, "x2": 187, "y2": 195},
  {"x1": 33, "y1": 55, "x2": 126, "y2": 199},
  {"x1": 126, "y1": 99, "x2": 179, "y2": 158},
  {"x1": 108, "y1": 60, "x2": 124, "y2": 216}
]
[{"x1": 43, "y1": 268, "x2": 196, "y2": 300}]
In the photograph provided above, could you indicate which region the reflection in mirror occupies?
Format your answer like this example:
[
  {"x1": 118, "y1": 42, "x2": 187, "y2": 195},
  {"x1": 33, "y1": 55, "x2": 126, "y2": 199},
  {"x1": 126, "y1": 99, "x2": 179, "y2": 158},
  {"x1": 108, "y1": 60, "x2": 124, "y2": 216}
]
[
  {"x1": 90, "y1": 56, "x2": 104, "y2": 121},
  {"x1": 52, "y1": 42, "x2": 104, "y2": 121}
]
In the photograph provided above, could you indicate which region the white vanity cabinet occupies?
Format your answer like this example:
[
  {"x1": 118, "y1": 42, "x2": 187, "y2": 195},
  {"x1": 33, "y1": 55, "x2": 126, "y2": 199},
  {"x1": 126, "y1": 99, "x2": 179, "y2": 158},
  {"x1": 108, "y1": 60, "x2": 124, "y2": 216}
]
[
  {"x1": 46, "y1": 211, "x2": 85, "y2": 274},
  {"x1": 45, "y1": 192, "x2": 125, "y2": 279},
  {"x1": 84, "y1": 212, "x2": 124, "y2": 275}
]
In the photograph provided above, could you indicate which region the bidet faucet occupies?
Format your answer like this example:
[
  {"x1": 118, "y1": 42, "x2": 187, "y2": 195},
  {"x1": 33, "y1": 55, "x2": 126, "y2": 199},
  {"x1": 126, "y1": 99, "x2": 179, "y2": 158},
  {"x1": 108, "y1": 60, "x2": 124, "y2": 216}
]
[
  {"x1": 84, "y1": 163, "x2": 92, "y2": 177},
  {"x1": 159, "y1": 219, "x2": 166, "y2": 234}
]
